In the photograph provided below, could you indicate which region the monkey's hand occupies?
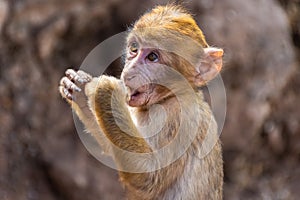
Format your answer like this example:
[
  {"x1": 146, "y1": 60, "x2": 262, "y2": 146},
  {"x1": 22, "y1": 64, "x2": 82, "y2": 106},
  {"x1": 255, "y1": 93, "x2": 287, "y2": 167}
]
[
  {"x1": 59, "y1": 69, "x2": 95, "y2": 126},
  {"x1": 59, "y1": 69, "x2": 92, "y2": 107}
]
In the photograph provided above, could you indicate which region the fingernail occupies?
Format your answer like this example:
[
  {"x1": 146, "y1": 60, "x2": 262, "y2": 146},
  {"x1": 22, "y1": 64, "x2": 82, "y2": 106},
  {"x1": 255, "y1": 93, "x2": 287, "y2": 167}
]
[
  {"x1": 75, "y1": 87, "x2": 82, "y2": 92},
  {"x1": 64, "y1": 88, "x2": 69, "y2": 94},
  {"x1": 78, "y1": 78, "x2": 85, "y2": 83}
]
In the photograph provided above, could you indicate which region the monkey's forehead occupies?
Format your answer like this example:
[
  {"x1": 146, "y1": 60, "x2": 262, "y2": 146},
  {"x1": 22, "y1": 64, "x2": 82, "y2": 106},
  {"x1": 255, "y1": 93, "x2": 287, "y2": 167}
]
[
  {"x1": 127, "y1": 28, "x2": 204, "y2": 63},
  {"x1": 133, "y1": 5, "x2": 208, "y2": 48}
]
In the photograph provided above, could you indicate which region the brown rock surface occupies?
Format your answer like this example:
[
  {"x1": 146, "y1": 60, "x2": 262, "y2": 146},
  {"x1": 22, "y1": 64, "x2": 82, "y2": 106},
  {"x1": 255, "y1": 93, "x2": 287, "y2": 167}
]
[{"x1": 0, "y1": 0, "x2": 299, "y2": 199}]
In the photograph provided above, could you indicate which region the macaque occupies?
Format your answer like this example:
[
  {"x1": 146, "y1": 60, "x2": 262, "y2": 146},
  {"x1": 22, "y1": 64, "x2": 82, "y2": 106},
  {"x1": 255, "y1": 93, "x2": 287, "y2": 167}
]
[{"x1": 59, "y1": 5, "x2": 223, "y2": 200}]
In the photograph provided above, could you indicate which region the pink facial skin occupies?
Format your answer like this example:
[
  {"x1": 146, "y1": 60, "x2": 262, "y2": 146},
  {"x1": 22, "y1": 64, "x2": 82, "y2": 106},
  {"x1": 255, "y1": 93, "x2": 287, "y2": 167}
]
[{"x1": 121, "y1": 42, "x2": 161, "y2": 107}]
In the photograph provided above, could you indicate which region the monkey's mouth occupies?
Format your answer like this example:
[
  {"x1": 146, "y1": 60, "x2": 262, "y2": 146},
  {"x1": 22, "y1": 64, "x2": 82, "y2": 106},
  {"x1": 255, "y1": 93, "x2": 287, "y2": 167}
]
[
  {"x1": 131, "y1": 90, "x2": 143, "y2": 98},
  {"x1": 127, "y1": 85, "x2": 154, "y2": 107}
]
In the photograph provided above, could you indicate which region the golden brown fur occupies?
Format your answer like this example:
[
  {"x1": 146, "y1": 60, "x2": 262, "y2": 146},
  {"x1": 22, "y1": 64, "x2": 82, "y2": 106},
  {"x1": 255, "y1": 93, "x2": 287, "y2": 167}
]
[{"x1": 59, "y1": 5, "x2": 224, "y2": 200}]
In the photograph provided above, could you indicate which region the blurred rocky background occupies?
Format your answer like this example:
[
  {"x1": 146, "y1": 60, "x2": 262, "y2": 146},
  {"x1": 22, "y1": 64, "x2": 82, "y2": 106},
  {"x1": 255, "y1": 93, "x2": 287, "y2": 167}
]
[{"x1": 0, "y1": 0, "x2": 299, "y2": 199}]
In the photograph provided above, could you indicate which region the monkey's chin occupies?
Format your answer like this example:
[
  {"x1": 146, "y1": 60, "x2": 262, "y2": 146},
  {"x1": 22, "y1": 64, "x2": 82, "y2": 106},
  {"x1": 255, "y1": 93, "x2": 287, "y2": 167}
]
[{"x1": 127, "y1": 92, "x2": 149, "y2": 107}]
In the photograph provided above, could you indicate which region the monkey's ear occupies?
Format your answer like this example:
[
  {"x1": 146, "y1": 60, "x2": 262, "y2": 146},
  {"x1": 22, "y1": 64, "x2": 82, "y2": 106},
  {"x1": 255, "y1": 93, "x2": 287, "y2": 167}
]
[{"x1": 194, "y1": 47, "x2": 223, "y2": 86}]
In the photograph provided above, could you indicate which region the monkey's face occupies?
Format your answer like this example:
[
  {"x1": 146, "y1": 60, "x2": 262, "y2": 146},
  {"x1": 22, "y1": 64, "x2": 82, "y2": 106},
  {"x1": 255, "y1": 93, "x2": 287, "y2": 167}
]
[
  {"x1": 121, "y1": 33, "x2": 224, "y2": 108},
  {"x1": 121, "y1": 39, "x2": 173, "y2": 107}
]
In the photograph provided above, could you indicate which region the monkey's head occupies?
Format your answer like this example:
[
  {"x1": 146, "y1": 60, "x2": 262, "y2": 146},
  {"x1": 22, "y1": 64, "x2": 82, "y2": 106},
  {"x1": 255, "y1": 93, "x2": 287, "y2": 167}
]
[{"x1": 121, "y1": 5, "x2": 223, "y2": 107}]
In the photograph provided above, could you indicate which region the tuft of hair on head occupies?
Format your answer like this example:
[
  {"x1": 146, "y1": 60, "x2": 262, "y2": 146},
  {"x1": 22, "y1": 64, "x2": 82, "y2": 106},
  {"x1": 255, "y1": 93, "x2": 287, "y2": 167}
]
[{"x1": 133, "y1": 4, "x2": 208, "y2": 48}]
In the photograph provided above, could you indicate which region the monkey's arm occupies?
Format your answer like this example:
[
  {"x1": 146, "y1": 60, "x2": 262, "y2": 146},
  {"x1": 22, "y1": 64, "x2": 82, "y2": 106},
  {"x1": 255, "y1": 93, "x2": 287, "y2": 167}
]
[
  {"x1": 59, "y1": 70, "x2": 111, "y2": 154},
  {"x1": 60, "y1": 71, "x2": 185, "y2": 196},
  {"x1": 86, "y1": 76, "x2": 186, "y2": 197},
  {"x1": 70, "y1": 99, "x2": 112, "y2": 154},
  {"x1": 86, "y1": 76, "x2": 152, "y2": 155},
  {"x1": 59, "y1": 70, "x2": 151, "y2": 159}
]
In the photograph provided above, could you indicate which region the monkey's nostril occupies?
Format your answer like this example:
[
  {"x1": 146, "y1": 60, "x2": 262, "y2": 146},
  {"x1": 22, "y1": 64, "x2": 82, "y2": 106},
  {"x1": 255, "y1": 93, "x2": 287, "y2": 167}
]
[{"x1": 126, "y1": 75, "x2": 136, "y2": 82}]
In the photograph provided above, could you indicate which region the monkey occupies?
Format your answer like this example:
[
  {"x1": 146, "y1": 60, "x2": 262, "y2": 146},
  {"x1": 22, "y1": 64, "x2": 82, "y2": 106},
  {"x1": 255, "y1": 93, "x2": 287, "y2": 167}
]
[{"x1": 59, "y1": 5, "x2": 224, "y2": 200}]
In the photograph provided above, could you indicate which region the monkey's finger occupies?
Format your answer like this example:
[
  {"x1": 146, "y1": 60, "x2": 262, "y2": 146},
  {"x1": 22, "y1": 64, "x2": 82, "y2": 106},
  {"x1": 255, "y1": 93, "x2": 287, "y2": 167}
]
[
  {"x1": 65, "y1": 69, "x2": 91, "y2": 84},
  {"x1": 77, "y1": 70, "x2": 92, "y2": 83},
  {"x1": 65, "y1": 69, "x2": 82, "y2": 82},
  {"x1": 60, "y1": 77, "x2": 82, "y2": 92},
  {"x1": 59, "y1": 85, "x2": 73, "y2": 100}
]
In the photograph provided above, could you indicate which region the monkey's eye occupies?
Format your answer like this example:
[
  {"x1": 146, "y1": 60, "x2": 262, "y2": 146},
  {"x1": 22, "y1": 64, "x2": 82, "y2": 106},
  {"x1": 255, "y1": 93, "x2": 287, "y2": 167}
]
[
  {"x1": 147, "y1": 52, "x2": 159, "y2": 62},
  {"x1": 129, "y1": 42, "x2": 138, "y2": 54}
]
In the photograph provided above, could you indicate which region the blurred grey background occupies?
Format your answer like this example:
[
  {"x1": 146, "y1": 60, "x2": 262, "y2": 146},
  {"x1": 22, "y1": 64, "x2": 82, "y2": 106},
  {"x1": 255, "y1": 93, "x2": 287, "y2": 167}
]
[{"x1": 0, "y1": 0, "x2": 299, "y2": 199}]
